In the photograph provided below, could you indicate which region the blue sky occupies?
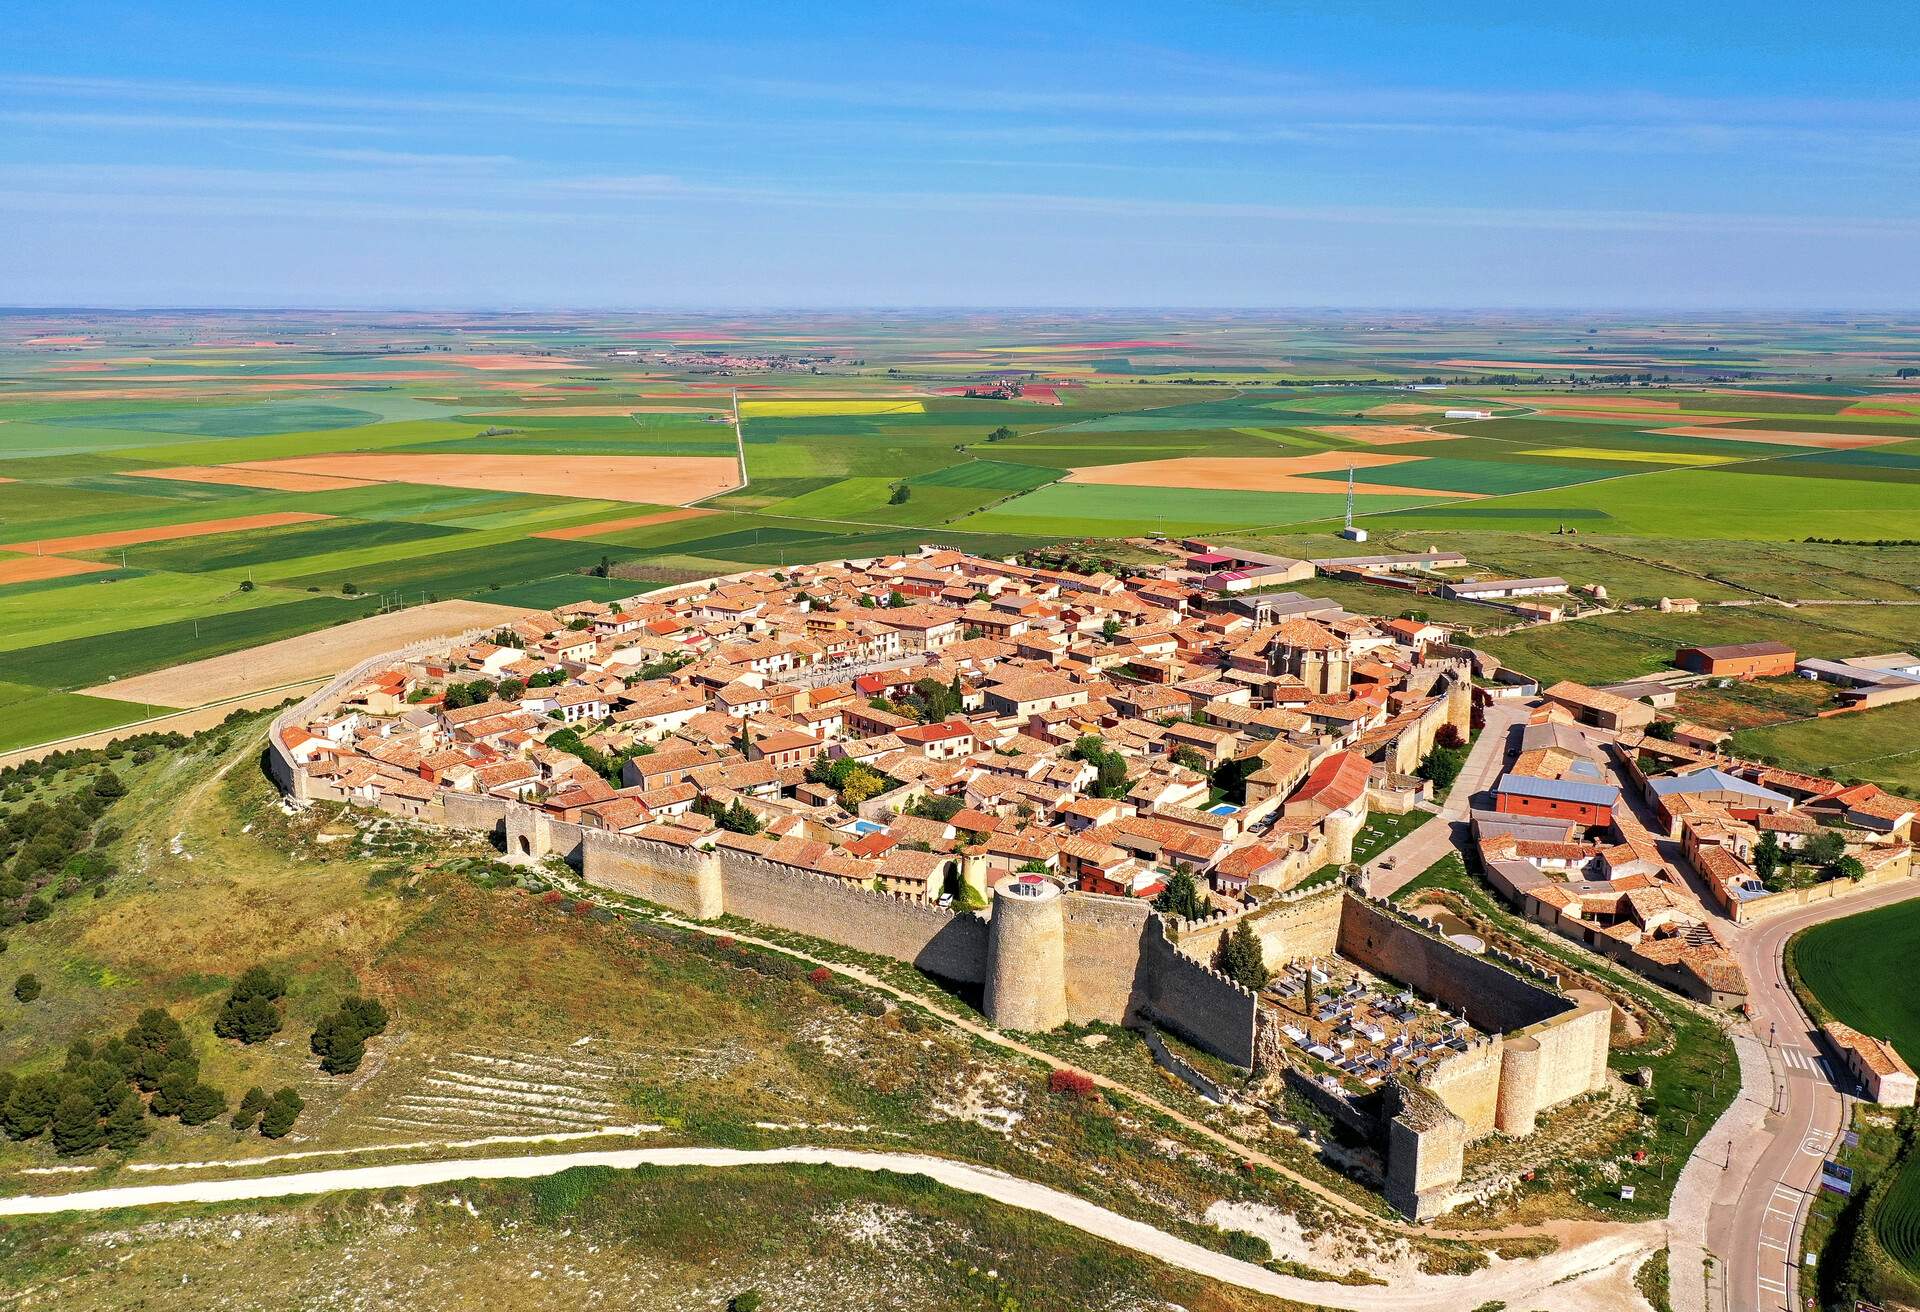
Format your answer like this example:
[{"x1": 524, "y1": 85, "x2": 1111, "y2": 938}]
[{"x1": 4, "y1": 2, "x2": 1917, "y2": 308}]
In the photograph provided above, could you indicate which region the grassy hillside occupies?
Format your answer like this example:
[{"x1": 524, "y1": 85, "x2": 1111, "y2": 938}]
[{"x1": 0, "y1": 715, "x2": 1489, "y2": 1302}]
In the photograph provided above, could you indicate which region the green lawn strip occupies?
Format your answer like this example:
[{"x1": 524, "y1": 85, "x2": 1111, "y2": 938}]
[
  {"x1": 274, "y1": 538, "x2": 628, "y2": 600},
  {"x1": 111, "y1": 418, "x2": 492, "y2": 466},
  {"x1": 0, "y1": 571, "x2": 309, "y2": 655},
  {"x1": 36, "y1": 403, "x2": 380, "y2": 438},
  {"x1": 0, "y1": 595, "x2": 377, "y2": 690},
  {"x1": 1361, "y1": 466, "x2": 1920, "y2": 540},
  {"x1": 1735, "y1": 700, "x2": 1920, "y2": 794},
  {"x1": 0, "y1": 681, "x2": 155, "y2": 752},
  {"x1": 71, "y1": 517, "x2": 470, "y2": 574},
  {"x1": 481, "y1": 575, "x2": 661, "y2": 608},
  {"x1": 956, "y1": 483, "x2": 1430, "y2": 536},
  {"x1": 1478, "y1": 604, "x2": 1920, "y2": 688}
]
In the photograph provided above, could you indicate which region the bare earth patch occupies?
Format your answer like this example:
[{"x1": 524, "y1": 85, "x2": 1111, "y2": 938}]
[
  {"x1": 1064, "y1": 452, "x2": 1478, "y2": 497},
  {"x1": 0, "y1": 554, "x2": 117, "y2": 585},
  {"x1": 82, "y1": 599, "x2": 536, "y2": 708},
  {"x1": 1651, "y1": 426, "x2": 1907, "y2": 449},
  {"x1": 0, "y1": 511, "x2": 333, "y2": 556},
  {"x1": 226, "y1": 453, "x2": 741, "y2": 505},
  {"x1": 1315, "y1": 424, "x2": 1460, "y2": 446},
  {"x1": 125, "y1": 465, "x2": 381, "y2": 493},
  {"x1": 534, "y1": 508, "x2": 718, "y2": 541}
]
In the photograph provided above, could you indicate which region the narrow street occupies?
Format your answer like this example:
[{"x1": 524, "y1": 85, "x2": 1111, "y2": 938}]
[{"x1": 1367, "y1": 699, "x2": 1526, "y2": 897}]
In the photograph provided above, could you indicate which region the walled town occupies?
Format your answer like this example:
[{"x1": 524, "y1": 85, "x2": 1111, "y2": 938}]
[{"x1": 271, "y1": 543, "x2": 1648, "y2": 1217}]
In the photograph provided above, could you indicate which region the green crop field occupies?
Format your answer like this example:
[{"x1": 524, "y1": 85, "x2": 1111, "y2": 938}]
[
  {"x1": 1735, "y1": 700, "x2": 1920, "y2": 793},
  {"x1": 1794, "y1": 899, "x2": 1920, "y2": 1060},
  {"x1": 2, "y1": 309, "x2": 1917, "y2": 755},
  {"x1": 1794, "y1": 900, "x2": 1920, "y2": 1284},
  {"x1": 959, "y1": 482, "x2": 1435, "y2": 535}
]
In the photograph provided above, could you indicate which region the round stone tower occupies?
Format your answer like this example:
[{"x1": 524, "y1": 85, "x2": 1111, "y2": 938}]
[
  {"x1": 983, "y1": 875, "x2": 1068, "y2": 1032},
  {"x1": 1322, "y1": 806, "x2": 1366, "y2": 866}
]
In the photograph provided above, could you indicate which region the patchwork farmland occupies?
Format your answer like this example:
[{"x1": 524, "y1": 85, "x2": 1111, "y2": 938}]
[{"x1": 4, "y1": 309, "x2": 1920, "y2": 753}]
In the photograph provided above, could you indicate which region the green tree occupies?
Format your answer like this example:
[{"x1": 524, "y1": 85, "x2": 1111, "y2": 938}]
[
  {"x1": 1101, "y1": 617, "x2": 1122, "y2": 643},
  {"x1": 1070, "y1": 736, "x2": 1131, "y2": 800},
  {"x1": 1154, "y1": 869, "x2": 1208, "y2": 921},
  {"x1": 1215, "y1": 921, "x2": 1270, "y2": 992},
  {"x1": 907, "y1": 793, "x2": 965, "y2": 823},
  {"x1": 887, "y1": 590, "x2": 908, "y2": 608},
  {"x1": 1418, "y1": 743, "x2": 1467, "y2": 792},
  {"x1": 259, "y1": 1087, "x2": 305, "y2": 1139},
  {"x1": 176, "y1": 1081, "x2": 227, "y2": 1127},
  {"x1": 214, "y1": 965, "x2": 287, "y2": 1044},
  {"x1": 123, "y1": 1008, "x2": 193, "y2": 1092},
  {"x1": 1804, "y1": 829, "x2": 1848, "y2": 868},
  {"x1": 888, "y1": 481, "x2": 911, "y2": 505},
  {"x1": 13, "y1": 973, "x2": 40, "y2": 1003},
  {"x1": 312, "y1": 996, "x2": 390, "y2": 1076},
  {"x1": 720, "y1": 799, "x2": 763, "y2": 836},
  {"x1": 103, "y1": 1087, "x2": 148, "y2": 1150},
  {"x1": 50, "y1": 1090, "x2": 104, "y2": 1156},
  {"x1": 232, "y1": 1086, "x2": 269, "y2": 1132},
  {"x1": 985, "y1": 425, "x2": 1016, "y2": 443},
  {"x1": 1752, "y1": 831, "x2": 1782, "y2": 882},
  {"x1": 2, "y1": 1074, "x2": 61, "y2": 1140},
  {"x1": 1171, "y1": 745, "x2": 1209, "y2": 773}
]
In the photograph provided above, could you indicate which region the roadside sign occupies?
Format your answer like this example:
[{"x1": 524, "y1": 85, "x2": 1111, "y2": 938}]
[{"x1": 1822, "y1": 1160, "x2": 1855, "y2": 1196}]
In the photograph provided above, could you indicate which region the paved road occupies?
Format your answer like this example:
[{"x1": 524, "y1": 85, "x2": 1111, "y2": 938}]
[
  {"x1": 1698, "y1": 877, "x2": 1920, "y2": 1312},
  {"x1": 1368, "y1": 699, "x2": 1525, "y2": 898},
  {"x1": 0, "y1": 1143, "x2": 1659, "y2": 1310}
]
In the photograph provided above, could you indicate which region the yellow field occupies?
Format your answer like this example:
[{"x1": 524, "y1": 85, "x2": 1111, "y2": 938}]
[
  {"x1": 738, "y1": 399, "x2": 926, "y2": 417},
  {"x1": 1520, "y1": 446, "x2": 1735, "y2": 466}
]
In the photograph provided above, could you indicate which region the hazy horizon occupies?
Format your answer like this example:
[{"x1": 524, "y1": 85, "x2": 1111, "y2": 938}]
[{"x1": 7, "y1": 2, "x2": 1917, "y2": 310}]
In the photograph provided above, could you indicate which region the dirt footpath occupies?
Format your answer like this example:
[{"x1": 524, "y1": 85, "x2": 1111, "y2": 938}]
[{"x1": 83, "y1": 599, "x2": 537, "y2": 709}]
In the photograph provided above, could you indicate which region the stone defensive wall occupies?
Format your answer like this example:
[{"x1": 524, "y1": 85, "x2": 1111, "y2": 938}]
[
  {"x1": 263, "y1": 629, "x2": 1258, "y2": 1067},
  {"x1": 1338, "y1": 891, "x2": 1610, "y2": 1137}
]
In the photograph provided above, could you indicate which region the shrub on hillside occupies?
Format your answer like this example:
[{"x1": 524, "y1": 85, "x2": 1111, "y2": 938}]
[
  {"x1": 259, "y1": 1087, "x2": 304, "y2": 1138},
  {"x1": 1048, "y1": 1068, "x2": 1097, "y2": 1100},
  {"x1": 311, "y1": 995, "x2": 389, "y2": 1075},
  {"x1": 213, "y1": 965, "x2": 288, "y2": 1044}
]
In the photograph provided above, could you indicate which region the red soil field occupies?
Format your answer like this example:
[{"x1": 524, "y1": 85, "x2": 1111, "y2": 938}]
[
  {"x1": 0, "y1": 556, "x2": 117, "y2": 586},
  {"x1": 0, "y1": 511, "x2": 333, "y2": 556}
]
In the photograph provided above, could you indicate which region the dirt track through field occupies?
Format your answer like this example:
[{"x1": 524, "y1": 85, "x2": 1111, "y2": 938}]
[
  {"x1": 0, "y1": 511, "x2": 333, "y2": 557},
  {"x1": 229, "y1": 453, "x2": 740, "y2": 504},
  {"x1": 1064, "y1": 452, "x2": 1477, "y2": 497},
  {"x1": 533, "y1": 508, "x2": 716, "y2": 540},
  {"x1": 0, "y1": 555, "x2": 117, "y2": 586},
  {"x1": 81, "y1": 599, "x2": 537, "y2": 708},
  {"x1": 0, "y1": 1144, "x2": 1659, "y2": 1311}
]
